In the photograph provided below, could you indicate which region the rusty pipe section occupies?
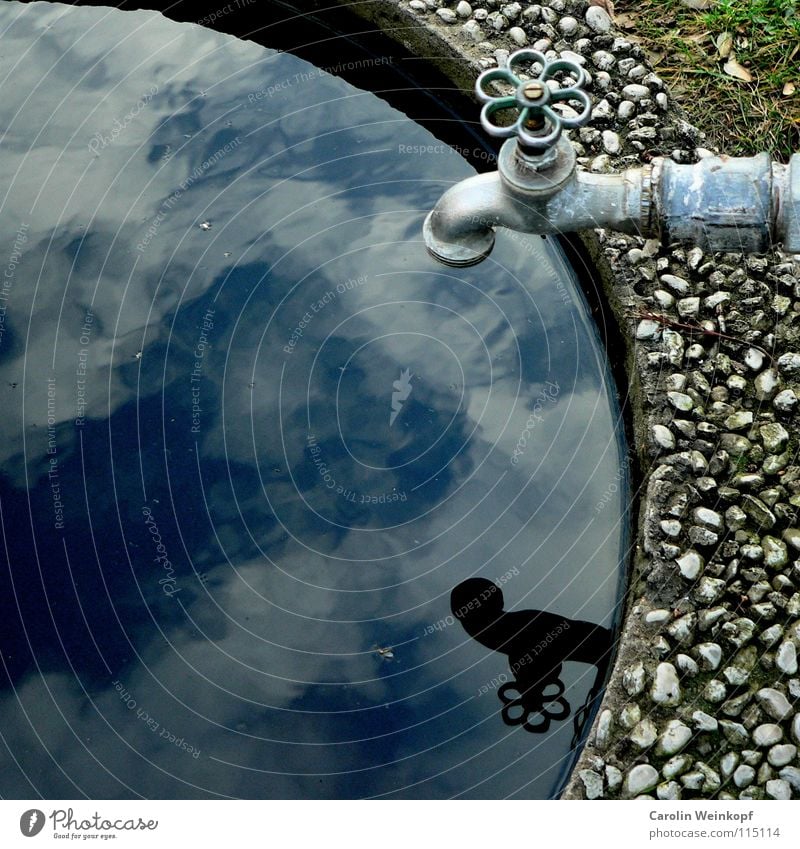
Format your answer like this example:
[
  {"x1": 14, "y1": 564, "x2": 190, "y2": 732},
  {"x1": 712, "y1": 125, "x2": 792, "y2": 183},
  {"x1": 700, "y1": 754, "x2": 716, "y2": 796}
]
[{"x1": 423, "y1": 140, "x2": 800, "y2": 266}]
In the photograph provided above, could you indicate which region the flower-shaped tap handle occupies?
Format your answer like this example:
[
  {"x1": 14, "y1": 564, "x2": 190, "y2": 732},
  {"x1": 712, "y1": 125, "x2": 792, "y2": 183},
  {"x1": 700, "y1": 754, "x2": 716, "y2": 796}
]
[{"x1": 475, "y1": 49, "x2": 592, "y2": 152}]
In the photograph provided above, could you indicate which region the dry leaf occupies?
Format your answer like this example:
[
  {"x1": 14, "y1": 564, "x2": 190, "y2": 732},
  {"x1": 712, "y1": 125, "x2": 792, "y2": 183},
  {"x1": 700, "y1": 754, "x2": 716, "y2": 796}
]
[
  {"x1": 784, "y1": 82, "x2": 797, "y2": 96},
  {"x1": 589, "y1": 0, "x2": 615, "y2": 14},
  {"x1": 715, "y1": 31, "x2": 733, "y2": 59},
  {"x1": 723, "y1": 58, "x2": 753, "y2": 82},
  {"x1": 681, "y1": 0, "x2": 716, "y2": 9}
]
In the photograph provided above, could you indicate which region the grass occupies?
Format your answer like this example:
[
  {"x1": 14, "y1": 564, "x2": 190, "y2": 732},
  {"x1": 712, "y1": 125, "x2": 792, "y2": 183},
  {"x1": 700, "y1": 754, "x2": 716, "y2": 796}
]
[{"x1": 614, "y1": 0, "x2": 800, "y2": 160}]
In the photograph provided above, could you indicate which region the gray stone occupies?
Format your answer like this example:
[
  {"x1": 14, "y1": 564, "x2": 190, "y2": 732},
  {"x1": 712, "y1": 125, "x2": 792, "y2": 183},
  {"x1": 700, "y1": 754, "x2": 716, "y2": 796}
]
[
  {"x1": 692, "y1": 710, "x2": 718, "y2": 732},
  {"x1": 592, "y1": 50, "x2": 615, "y2": 71},
  {"x1": 760, "y1": 422, "x2": 789, "y2": 452},
  {"x1": 605, "y1": 764, "x2": 622, "y2": 791},
  {"x1": 636, "y1": 318, "x2": 660, "y2": 339},
  {"x1": 720, "y1": 752, "x2": 739, "y2": 778},
  {"x1": 733, "y1": 764, "x2": 756, "y2": 788},
  {"x1": 667, "y1": 613, "x2": 696, "y2": 644},
  {"x1": 724, "y1": 410, "x2": 754, "y2": 431},
  {"x1": 595, "y1": 708, "x2": 613, "y2": 750},
  {"x1": 656, "y1": 780, "x2": 681, "y2": 800},
  {"x1": 756, "y1": 688, "x2": 793, "y2": 721},
  {"x1": 653, "y1": 424, "x2": 675, "y2": 450},
  {"x1": 768, "y1": 744, "x2": 797, "y2": 768},
  {"x1": 436, "y1": 7, "x2": 458, "y2": 23},
  {"x1": 778, "y1": 352, "x2": 800, "y2": 374},
  {"x1": 745, "y1": 347, "x2": 765, "y2": 370},
  {"x1": 694, "y1": 507, "x2": 722, "y2": 530},
  {"x1": 667, "y1": 391, "x2": 693, "y2": 411},
  {"x1": 585, "y1": 5, "x2": 612, "y2": 33},
  {"x1": 622, "y1": 764, "x2": 659, "y2": 798},
  {"x1": 693, "y1": 576, "x2": 725, "y2": 604},
  {"x1": 765, "y1": 779, "x2": 792, "y2": 800},
  {"x1": 779, "y1": 766, "x2": 800, "y2": 792},
  {"x1": 755, "y1": 368, "x2": 780, "y2": 401},
  {"x1": 695, "y1": 642, "x2": 722, "y2": 671},
  {"x1": 763, "y1": 536, "x2": 789, "y2": 569},
  {"x1": 617, "y1": 100, "x2": 635, "y2": 119},
  {"x1": 456, "y1": 0, "x2": 472, "y2": 16},
  {"x1": 558, "y1": 15, "x2": 578, "y2": 35},
  {"x1": 662, "y1": 754, "x2": 693, "y2": 779},
  {"x1": 660, "y1": 273, "x2": 690, "y2": 295},
  {"x1": 753, "y1": 723, "x2": 784, "y2": 746},
  {"x1": 579, "y1": 769, "x2": 604, "y2": 799},
  {"x1": 676, "y1": 550, "x2": 703, "y2": 580},
  {"x1": 622, "y1": 661, "x2": 646, "y2": 696},
  {"x1": 720, "y1": 720, "x2": 749, "y2": 745},
  {"x1": 651, "y1": 663, "x2": 681, "y2": 706},
  {"x1": 774, "y1": 389, "x2": 798, "y2": 412},
  {"x1": 655, "y1": 720, "x2": 692, "y2": 756},
  {"x1": 630, "y1": 718, "x2": 658, "y2": 750},
  {"x1": 676, "y1": 654, "x2": 699, "y2": 676},
  {"x1": 508, "y1": 25, "x2": 527, "y2": 45},
  {"x1": 622, "y1": 83, "x2": 650, "y2": 101},
  {"x1": 620, "y1": 702, "x2": 641, "y2": 729},
  {"x1": 704, "y1": 679, "x2": 727, "y2": 702},
  {"x1": 779, "y1": 642, "x2": 800, "y2": 675},
  {"x1": 741, "y1": 495, "x2": 776, "y2": 529},
  {"x1": 602, "y1": 130, "x2": 621, "y2": 155}
]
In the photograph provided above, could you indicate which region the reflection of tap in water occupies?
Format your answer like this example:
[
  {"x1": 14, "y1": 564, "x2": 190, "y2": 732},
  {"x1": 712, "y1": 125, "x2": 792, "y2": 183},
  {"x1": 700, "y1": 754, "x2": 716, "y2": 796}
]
[{"x1": 451, "y1": 578, "x2": 612, "y2": 739}]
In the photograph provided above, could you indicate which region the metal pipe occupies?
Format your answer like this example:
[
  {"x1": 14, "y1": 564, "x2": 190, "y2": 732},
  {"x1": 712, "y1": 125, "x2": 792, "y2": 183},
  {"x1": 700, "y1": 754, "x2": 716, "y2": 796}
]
[{"x1": 424, "y1": 148, "x2": 800, "y2": 266}]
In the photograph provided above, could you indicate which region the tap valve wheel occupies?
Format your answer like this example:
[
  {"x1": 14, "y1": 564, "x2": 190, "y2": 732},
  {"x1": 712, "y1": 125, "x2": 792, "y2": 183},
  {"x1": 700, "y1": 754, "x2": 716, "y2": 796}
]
[{"x1": 475, "y1": 49, "x2": 592, "y2": 154}]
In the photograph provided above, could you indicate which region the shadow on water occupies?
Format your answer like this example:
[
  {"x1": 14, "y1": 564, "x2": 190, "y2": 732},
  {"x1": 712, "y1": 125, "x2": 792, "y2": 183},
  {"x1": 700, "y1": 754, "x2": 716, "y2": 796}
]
[{"x1": 451, "y1": 578, "x2": 612, "y2": 744}]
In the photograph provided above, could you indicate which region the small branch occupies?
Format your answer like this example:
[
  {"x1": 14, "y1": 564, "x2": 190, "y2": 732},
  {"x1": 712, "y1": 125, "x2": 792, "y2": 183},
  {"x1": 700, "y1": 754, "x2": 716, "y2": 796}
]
[{"x1": 634, "y1": 309, "x2": 774, "y2": 365}]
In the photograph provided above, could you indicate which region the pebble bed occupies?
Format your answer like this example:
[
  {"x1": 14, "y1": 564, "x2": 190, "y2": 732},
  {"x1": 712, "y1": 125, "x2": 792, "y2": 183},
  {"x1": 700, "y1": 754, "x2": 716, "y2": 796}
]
[{"x1": 361, "y1": 0, "x2": 800, "y2": 799}]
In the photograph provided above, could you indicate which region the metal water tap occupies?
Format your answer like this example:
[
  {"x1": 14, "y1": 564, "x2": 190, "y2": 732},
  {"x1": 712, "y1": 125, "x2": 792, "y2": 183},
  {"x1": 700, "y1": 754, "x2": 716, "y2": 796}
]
[{"x1": 423, "y1": 49, "x2": 800, "y2": 267}]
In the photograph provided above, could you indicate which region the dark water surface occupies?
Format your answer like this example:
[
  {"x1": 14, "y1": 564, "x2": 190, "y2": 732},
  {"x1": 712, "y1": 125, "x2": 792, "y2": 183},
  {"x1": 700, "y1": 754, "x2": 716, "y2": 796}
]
[{"x1": 0, "y1": 1, "x2": 629, "y2": 798}]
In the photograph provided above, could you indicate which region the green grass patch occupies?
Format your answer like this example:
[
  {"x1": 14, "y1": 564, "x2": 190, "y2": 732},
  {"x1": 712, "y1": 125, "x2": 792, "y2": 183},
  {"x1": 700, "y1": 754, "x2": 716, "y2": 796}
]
[{"x1": 615, "y1": 0, "x2": 800, "y2": 160}]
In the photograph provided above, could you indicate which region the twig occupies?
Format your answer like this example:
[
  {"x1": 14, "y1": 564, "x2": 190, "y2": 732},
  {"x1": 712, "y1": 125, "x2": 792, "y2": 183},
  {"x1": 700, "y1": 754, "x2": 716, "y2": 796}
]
[{"x1": 634, "y1": 308, "x2": 774, "y2": 365}]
